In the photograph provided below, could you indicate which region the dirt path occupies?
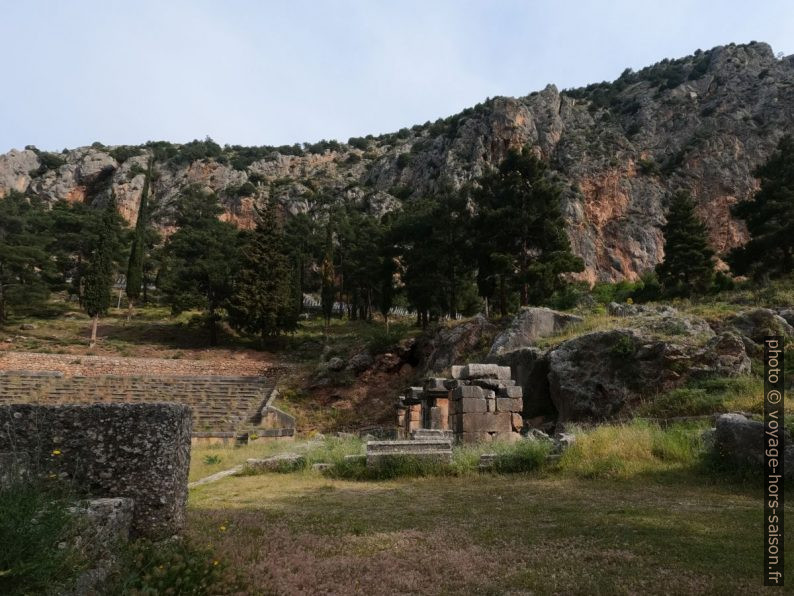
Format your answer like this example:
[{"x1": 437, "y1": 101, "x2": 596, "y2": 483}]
[{"x1": 0, "y1": 350, "x2": 280, "y2": 377}]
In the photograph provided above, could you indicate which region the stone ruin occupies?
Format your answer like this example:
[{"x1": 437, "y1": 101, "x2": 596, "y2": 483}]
[
  {"x1": 0, "y1": 403, "x2": 191, "y2": 538},
  {"x1": 396, "y1": 363, "x2": 523, "y2": 444},
  {"x1": 0, "y1": 371, "x2": 295, "y2": 444}
]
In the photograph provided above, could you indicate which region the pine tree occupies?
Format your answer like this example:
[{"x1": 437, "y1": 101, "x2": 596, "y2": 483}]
[
  {"x1": 160, "y1": 187, "x2": 240, "y2": 346},
  {"x1": 474, "y1": 148, "x2": 584, "y2": 310},
  {"x1": 83, "y1": 195, "x2": 121, "y2": 347},
  {"x1": 228, "y1": 200, "x2": 297, "y2": 339},
  {"x1": 655, "y1": 190, "x2": 715, "y2": 296},
  {"x1": 320, "y1": 224, "x2": 335, "y2": 333},
  {"x1": 0, "y1": 192, "x2": 52, "y2": 323},
  {"x1": 729, "y1": 135, "x2": 794, "y2": 279},
  {"x1": 125, "y1": 158, "x2": 153, "y2": 320}
]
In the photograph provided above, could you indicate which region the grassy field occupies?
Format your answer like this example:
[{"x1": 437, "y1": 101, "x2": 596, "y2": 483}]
[
  {"x1": 188, "y1": 468, "x2": 783, "y2": 594},
  {"x1": 186, "y1": 424, "x2": 790, "y2": 594}
]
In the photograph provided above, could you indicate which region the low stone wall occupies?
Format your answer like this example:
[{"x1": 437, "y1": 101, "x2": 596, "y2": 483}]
[{"x1": 0, "y1": 403, "x2": 191, "y2": 538}]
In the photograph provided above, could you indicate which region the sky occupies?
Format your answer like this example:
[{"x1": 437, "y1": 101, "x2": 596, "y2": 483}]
[{"x1": 3, "y1": 0, "x2": 794, "y2": 152}]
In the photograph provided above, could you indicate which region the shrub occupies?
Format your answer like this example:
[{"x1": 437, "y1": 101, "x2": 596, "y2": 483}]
[
  {"x1": 109, "y1": 145, "x2": 143, "y2": 164},
  {"x1": 0, "y1": 480, "x2": 87, "y2": 595},
  {"x1": 203, "y1": 454, "x2": 222, "y2": 465},
  {"x1": 113, "y1": 537, "x2": 241, "y2": 594}
]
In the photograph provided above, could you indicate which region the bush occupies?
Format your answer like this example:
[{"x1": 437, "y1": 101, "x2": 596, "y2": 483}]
[
  {"x1": 113, "y1": 537, "x2": 241, "y2": 594},
  {"x1": 109, "y1": 145, "x2": 143, "y2": 164},
  {"x1": 0, "y1": 480, "x2": 87, "y2": 595}
]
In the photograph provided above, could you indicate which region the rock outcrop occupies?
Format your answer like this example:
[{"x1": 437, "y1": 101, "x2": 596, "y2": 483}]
[
  {"x1": 488, "y1": 307, "x2": 583, "y2": 355},
  {"x1": 490, "y1": 306, "x2": 751, "y2": 424},
  {"x1": 3, "y1": 42, "x2": 794, "y2": 281},
  {"x1": 419, "y1": 315, "x2": 497, "y2": 373}
]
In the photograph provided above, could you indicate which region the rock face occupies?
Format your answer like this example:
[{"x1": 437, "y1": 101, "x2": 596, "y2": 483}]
[
  {"x1": 0, "y1": 403, "x2": 192, "y2": 538},
  {"x1": 419, "y1": 315, "x2": 497, "y2": 373},
  {"x1": 3, "y1": 42, "x2": 794, "y2": 281},
  {"x1": 488, "y1": 307, "x2": 583, "y2": 355}
]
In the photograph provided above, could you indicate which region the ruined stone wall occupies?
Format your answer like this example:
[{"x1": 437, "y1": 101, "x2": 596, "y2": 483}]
[{"x1": 0, "y1": 403, "x2": 191, "y2": 537}]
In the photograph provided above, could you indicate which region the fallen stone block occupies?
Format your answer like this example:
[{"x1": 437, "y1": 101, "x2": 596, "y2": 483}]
[
  {"x1": 245, "y1": 453, "x2": 306, "y2": 473},
  {"x1": 312, "y1": 463, "x2": 332, "y2": 472},
  {"x1": 366, "y1": 439, "x2": 452, "y2": 467},
  {"x1": 411, "y1": 429, "x2": 454, "y2": 441}
]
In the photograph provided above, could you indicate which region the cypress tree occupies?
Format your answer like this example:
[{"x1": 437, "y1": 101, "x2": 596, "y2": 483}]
[
  {"x1": 655, "y1": 190, "x2": 714, "y2": 296},
  {"x1": 125, "y1": 158, "x2": 153, "y2": 319},
  {"x1": 228, "y1": 200, "x2": 297, "y2": 339},
  {"x1": 83, "y1": 195, "x2": 119, "y2": 347},
  {"x1": 729, "y1": 135, "x2": 794, "y2": 279}
]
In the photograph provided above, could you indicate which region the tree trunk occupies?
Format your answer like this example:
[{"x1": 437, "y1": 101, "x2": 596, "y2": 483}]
[
  {"x1": 126, "y1": 298, "x2": 135, "y2": 322},
  {"x1": 499, "y1": 275, "x2": 507, "y2": 317},
  {"x1": 484, "y1": 297, "x2": 489, "y2": 319},
  {"x1": 208, "y1": 306, "x2": 218, "y2": 347},
  {"x1": 89, "y1": 315, "x2": 99, "y2": 348}
]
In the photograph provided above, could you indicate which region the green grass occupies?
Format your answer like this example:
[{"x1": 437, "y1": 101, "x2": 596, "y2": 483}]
[
  {"x1": 0, "y1": 481, "x2": 88, "y2": 595},
  {"x1": 636, "y1": 375, "x2": 794, "y2": 419},
  {"x1": 187, "y1": 465, "x2": 790, "y2": 594},
  {"x1": 557, "y1": 420, "x2": 705, "y2": 479}
]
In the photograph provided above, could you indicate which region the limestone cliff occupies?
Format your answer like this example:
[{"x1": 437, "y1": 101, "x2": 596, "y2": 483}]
[{"x1": 3, "y1": 42, "x2": 793, "y2": 282}]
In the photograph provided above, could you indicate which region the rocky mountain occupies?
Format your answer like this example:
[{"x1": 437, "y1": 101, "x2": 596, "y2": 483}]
[{"x1": 2, "y1": 41, "x2": 794, "y2": 282}]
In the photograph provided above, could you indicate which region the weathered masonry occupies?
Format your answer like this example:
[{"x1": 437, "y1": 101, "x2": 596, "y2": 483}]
[
  {"x1": 397, "y1": 363, "x2": 523, "y2": 443},
  {"x1": 0, "y1": 371, "x2": 294, "y2": 443},
  {"x1": 0, "y1": 403, "x2": 191, "y2": 537}
]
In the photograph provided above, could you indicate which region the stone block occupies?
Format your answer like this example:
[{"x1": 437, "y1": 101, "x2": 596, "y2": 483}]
[
  {"x1": 245, "y1": 453, "x2": 305, "y2": 473},
  {"x1": 495, "y1": 397, "x2": 523, "y2": 412},
  {"x1": 451, "y1": 365, "x2": 464, "y2": 379},
  {"x1": 501, "y1": 385, "x2": 523, "y2": 399},
  {"x1": 0, "y1": 403, "x2": 191, "y2": 538},
  {"x1": 459, "y1": 397, "x2": 489, "y2": 413},
  {"x1": 460, "y1": 412, "x2": 513, "y2": 434},
  {"x1": 512, "y1": 412, "x2": 524, "y2": 432},
  {"x1": 460, "y1": 364, "x2": 512, "y2": 381},
  {"x1": 451, "y1": 385, "x2": 491, "y2": 400},
  {"x1": 366, "y1": 439, "x2": 452, "y2": 468},
  {"x1": 472, "y1": 378, "x2": 516, "y2": 391}
]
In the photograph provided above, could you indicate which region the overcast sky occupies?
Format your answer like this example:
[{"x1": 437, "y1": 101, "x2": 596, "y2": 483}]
[{"x1": 3, "y1": 0, "x2": 794, "y2": 152}]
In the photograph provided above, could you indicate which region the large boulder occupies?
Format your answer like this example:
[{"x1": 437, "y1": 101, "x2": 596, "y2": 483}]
[
  {"x1": 546, "y1": 329, "x2": 751, "y2": 422},
  {"x1": 727, "y1": 308, "x2": 794, "y2": 343},
  {"x1": 489, "y1": 307, "x2": 583, "y2": 355},
  {"x1": 547, "y1": 330, "x2": 642, "y2": 421},
  {"x1": 712, "y1": 413, "x2": 793, "y2": 479},
  {"x1": 419, "y1": 315, "x2": 497, "y2": 373}
]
